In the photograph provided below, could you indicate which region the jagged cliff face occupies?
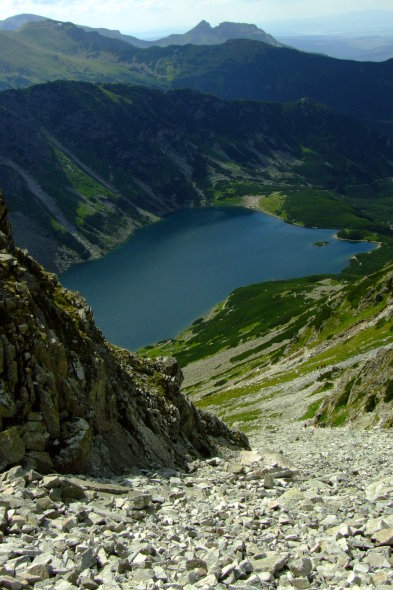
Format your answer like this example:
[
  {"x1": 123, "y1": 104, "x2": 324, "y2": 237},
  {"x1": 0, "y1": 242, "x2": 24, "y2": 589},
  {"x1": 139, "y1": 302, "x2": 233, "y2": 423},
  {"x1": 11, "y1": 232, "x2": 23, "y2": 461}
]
[{"x1": 0, "y1": 193, "x2": 248, "y2": 474}]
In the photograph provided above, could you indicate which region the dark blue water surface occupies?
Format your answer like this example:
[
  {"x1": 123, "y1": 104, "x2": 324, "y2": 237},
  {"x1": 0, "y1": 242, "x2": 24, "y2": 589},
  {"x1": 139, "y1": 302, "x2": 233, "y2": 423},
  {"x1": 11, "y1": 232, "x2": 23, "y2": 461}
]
[{"x1": 61, "y1": 208, "x2": 374, "y2": 349}]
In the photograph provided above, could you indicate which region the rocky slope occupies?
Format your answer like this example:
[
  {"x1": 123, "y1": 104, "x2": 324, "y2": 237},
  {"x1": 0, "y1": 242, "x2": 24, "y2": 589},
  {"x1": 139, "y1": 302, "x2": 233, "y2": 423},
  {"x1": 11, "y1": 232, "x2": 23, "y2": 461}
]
[
  {"x1": 0, "y1": 192, "x2": 247, "y2": 476},
  {"x1": 1, "y1": 81, "x2": 393, "y2": 272},
  {"x1": 0, "y1": 194, "x2": 392, "y2": 590},
  {"x1": 0, "y1": 420, "x2": 392, "y2": 589},
  {"x1": 316, "y1": 345, "x2": 393, "y2": 428}
]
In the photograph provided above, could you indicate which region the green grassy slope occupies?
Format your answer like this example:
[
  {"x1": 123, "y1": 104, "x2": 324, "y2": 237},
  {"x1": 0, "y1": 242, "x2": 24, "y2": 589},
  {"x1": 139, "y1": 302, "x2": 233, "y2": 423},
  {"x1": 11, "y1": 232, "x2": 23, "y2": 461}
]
[
  {"x1": 0, "y1": 21, "x2": 154, "y2": 91},
  {"x1": 141, "y1": 264, "x2": 393, "y2": 431},
  {"x1": 142, "y1": 276, "x2": 332, "y2": 366}
]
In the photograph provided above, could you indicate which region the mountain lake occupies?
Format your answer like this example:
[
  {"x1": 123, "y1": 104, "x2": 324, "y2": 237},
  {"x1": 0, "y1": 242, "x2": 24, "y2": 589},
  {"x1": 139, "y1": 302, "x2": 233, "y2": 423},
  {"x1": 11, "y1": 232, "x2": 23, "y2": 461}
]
[{"x1": 61, "y1": 207, "x2": 375, "y2": 350}]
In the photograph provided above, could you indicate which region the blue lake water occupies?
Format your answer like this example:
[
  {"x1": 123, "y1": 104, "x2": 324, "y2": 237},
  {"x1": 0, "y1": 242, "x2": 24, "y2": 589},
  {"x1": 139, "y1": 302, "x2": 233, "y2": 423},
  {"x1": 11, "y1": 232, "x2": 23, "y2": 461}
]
[{"x1": 61, "y1": 208, "x2": 375, "y2": 350}]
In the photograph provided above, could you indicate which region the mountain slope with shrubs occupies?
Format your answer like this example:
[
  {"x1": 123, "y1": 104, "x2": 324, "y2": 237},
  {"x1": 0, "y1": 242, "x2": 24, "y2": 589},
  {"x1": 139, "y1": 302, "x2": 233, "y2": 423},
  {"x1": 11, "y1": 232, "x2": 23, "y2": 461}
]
[{"x1": 142, "y1": 262, "x2": 393, "y2": 431}]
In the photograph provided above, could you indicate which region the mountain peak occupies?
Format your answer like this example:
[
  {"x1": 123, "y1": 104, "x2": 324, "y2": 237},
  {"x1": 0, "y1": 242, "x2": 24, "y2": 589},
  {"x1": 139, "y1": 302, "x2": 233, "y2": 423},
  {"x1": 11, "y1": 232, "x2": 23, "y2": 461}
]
[
  {"x1": 192, "y1": 20, "x2": 212, "y2": 32},
  {"x1": 152, "y1": 19, "x2": 282, "y2": 47},
  {"x1": 217, "y1": 21, "x2": 259, "y2": 32},
  {"x1": 0, "y1": 13, "x2": 45, "y2": 31}
]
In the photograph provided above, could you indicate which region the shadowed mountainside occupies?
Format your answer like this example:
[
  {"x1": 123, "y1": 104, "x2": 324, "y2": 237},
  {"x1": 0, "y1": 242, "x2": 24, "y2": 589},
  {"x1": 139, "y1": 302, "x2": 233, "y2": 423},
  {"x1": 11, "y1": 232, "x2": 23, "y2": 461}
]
[{"x1": 1, "y1": 81, "x2": 393, "y2": 272}]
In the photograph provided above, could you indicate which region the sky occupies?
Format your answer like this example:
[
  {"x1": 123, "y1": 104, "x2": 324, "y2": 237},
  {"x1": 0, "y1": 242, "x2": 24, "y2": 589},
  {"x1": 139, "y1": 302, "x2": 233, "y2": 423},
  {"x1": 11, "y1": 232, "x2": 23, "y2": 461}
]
[{"x1": 1, "y1": 0, "x2": 393, "y2": 36}]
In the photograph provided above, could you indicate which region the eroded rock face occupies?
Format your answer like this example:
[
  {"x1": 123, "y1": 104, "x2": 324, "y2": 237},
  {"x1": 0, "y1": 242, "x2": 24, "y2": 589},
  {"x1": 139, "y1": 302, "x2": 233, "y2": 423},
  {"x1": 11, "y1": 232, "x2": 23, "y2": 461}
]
[
  {"x1": 316, "y1": 346, "x2": 393, "y2": 428},
  {"x1": 0, "y1": 193, "x2": 248, "y2": 474}
]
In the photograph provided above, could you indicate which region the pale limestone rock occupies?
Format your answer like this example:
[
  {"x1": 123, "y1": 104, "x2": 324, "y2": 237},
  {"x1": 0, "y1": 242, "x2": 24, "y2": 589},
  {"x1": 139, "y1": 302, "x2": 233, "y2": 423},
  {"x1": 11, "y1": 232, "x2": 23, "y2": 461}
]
[
  {"x1": 289, "y1": 557, "x2": 312, "y2": 578},
  {"x1": 365, "y1": 477, "x2": 393, "y2": 502},
  {"x1": 252, "y1": 552, "x2": 289, "y2": 576},
  {"x1": 278, "y1": 487, "x2": 304, "y2": 507},
  {"x1": 372, "y1": 528, "x2": 393, "y2": 546},
  {"x1": 289, "y1": 576, "x2": 311, "y2": 589},
  {"x1": 130, "y1": 494, "x2": 152, "y2": 510},
  {"x1": 365, "y1": 516, "x2": 389, "y2": 536},
  {"x1": 23, "y1": 561, "x2": 50, "y2": 580}
]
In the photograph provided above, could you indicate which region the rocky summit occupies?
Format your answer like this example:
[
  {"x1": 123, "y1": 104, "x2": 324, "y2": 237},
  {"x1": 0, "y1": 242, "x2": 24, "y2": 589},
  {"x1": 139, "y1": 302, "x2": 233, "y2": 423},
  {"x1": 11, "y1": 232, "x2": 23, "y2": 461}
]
[{"x1": 0, "y1": 191, "x2": 247, "y2": 476}]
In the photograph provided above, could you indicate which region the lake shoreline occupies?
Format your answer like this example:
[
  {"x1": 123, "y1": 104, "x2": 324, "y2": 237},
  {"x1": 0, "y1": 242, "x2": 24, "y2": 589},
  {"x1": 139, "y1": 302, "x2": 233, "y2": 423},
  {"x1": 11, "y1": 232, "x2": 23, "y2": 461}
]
[
  {"x1": 58, "y1": 195, "x2": 381, "y2": 276},
  {"x1": 61, "y1": 207, "x2": 374, "y2": 351}
]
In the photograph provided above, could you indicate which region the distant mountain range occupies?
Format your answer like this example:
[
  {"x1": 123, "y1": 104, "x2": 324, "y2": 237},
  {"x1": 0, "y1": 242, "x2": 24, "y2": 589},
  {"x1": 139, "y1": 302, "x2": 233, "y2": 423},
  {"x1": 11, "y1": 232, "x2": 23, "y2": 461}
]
[
  {"x1": 279, "y1": 35, "x2": 393, "y2": 63},
  {"x1": 1, "y1": 19, "x2": 393, "y2": 134},
  {"x1": 2, "y1": 11, "x2": 393, "y2": 62},
  {"x1": 267, "y1": 10, "x2": 393, "y2": 36},
  {"x1": 0, "y1": 14, "x2": 281, "y2": 48},
  {"x1": 1, "y1": 81, "x2": 391, "y2": 272}
]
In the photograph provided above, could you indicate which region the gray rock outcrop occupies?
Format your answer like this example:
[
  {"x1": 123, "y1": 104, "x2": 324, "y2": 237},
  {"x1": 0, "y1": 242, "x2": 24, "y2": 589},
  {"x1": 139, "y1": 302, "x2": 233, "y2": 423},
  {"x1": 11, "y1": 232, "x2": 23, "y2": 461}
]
[{"x1": 0, "y1": 192, "x2": 248, "y2": 475}]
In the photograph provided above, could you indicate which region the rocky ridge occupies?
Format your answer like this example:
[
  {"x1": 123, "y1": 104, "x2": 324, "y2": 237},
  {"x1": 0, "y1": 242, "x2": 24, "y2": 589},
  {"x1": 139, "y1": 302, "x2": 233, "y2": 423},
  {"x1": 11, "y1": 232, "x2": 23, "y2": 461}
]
[
  {"x1": 0, "y1": 192, "x2": 247, "y2": 475},
  {"x1": 316, "y1": 345, "x2": 393, "y2": 428}
]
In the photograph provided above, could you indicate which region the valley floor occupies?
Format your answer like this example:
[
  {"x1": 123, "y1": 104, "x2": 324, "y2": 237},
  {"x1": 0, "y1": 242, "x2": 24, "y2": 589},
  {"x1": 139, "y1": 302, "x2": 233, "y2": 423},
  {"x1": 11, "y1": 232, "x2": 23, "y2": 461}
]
[{"x1": 1, "y1": 420, "x2": 392, "y2": 589}]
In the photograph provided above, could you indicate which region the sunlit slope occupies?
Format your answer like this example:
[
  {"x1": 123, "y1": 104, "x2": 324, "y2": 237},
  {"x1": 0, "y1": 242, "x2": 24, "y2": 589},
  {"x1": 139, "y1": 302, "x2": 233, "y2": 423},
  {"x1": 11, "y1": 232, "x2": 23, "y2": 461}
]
[{"x1": 141, "y1": 263, "x2": 393, "y2": 431}]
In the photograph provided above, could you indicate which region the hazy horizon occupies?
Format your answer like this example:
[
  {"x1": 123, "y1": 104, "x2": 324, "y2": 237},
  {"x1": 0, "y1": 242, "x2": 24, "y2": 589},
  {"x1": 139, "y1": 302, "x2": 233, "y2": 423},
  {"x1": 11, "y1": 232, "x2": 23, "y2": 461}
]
[{"x1": 1, "y1": 2, "x2": 393, "y2": 37}]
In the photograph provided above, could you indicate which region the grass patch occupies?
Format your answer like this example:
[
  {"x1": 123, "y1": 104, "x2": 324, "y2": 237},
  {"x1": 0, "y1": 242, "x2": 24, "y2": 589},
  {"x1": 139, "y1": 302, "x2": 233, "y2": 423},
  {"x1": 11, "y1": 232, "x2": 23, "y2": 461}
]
[
  {"x1": 259, "y1": 186, "x2": 369, "y2": 229},
  {"x1": 195, "y1": 383, "x2": 261, "y2": 410},
  {"x1": 300, "y1": 399, "x2": 323, "y2": 421},
  {"x1": 225, "y1": 409, "x2": 262, "y2": 431},
  {"x1": 332, "y1": 412, "x2": 348, "y2": 426}
]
